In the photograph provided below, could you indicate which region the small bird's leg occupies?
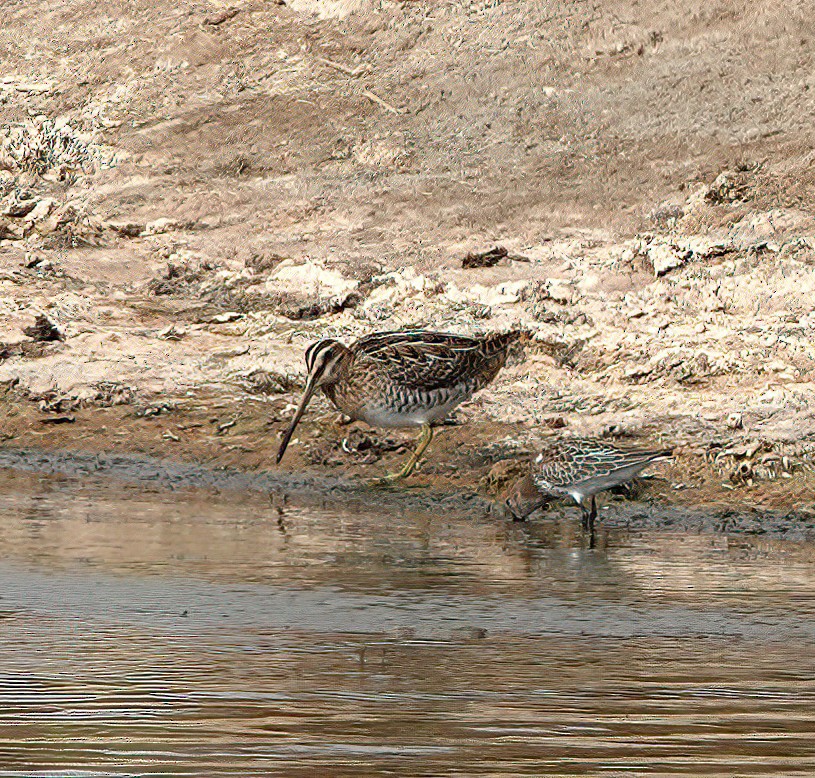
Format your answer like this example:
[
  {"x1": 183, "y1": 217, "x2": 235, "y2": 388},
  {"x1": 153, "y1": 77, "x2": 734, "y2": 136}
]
[
  {"x1": 580, "y1": 495, "x2": 598, "y2": 531},
  {"x1": 581, "y1": 495, "x2": 598, "y2": 549},
  {"x1": 380, "y1": 423, "x2": 434, "y2": 482}
]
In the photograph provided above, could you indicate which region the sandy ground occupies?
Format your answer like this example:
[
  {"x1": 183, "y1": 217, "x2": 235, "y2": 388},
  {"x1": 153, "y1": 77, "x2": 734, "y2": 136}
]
[{"x1": 2, "y1": 0, "x2": 815, "y2": 516}]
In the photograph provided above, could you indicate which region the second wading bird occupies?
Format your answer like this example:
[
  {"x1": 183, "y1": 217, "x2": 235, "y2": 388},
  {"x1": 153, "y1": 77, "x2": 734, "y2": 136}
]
[
  {"x1": 504, "y1": 438, "x2": 673, "y2": 533},
  {"x1": 276, "y1": 330, "x2": 527, "y2": 481}
]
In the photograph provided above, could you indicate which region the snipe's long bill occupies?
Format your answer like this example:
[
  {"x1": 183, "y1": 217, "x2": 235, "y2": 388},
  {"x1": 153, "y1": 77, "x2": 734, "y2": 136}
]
[
  {"x1": 504, "y1": 438, "x2": 673, "y2": 533},
  {"x1": 276, "y1": 329, "x2": 528, "y2": 481}
]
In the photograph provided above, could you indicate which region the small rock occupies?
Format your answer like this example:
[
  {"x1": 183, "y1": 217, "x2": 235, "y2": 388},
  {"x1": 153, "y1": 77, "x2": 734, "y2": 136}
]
[
  {"x1": 725, "y1": 412, "x2": 744, "y2": 430},
  {"x1": 23, "y1": 314, "x2": 64, "y2": 342},
  {"x1": 208, "y1": 312, "x2": 243, "y2": 324},
  {"x1": 649, "y1": 243, "x2": 692, "y2": 276},
  {"x1": 141, "y1": 217, "x2": 179, "y2": 236},
  {"x1": 546, "y1": 281, "x2": 573, "y2": 304},
  {"x1": 246, "y1": 251, "x2": 287, "y2": 274},
  {"x1": 13, "y1": 82, "x2": 52, "y2": 94},
  {"x1": 40, "y1": 415, "x2": 75, "y2": 424},
  {"x1": 2, "y1": 198, "x2": 37, "y2": 218},
  {"x1": 105, "y1": 220, "x2": 145, "y2": 237},
  {"x1": 703, "y1": 170, "x2": 752, "y2": 204},
  {"x1": 462, "y1": 246, "x2": 508, "y2": 268},
  {"x1": 543, "y1": 416, "x2": 567, "y2": 429},
  {"x1": 24, "y1": 198, "x2": 57, "y2": 223},
  {"x1": 0, "y1": 218, "x2": 23, "y2": 240},
  {"x1": 624, "y1": 364, "x2": 653, "y2": 381},
  {"x1": 203, "y1": 6, "x2": 239, "y2": 25},
  {"x1": 157, "y1": 324, "x2": 187, "y2": 340}
]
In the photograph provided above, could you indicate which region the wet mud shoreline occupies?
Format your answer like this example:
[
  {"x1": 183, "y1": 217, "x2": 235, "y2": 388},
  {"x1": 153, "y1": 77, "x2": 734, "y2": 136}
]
[
  {"x1": 2, "y1": 328, "x2": 815, "y2": 538},
  {"x1": 2, "y1": 435, "x2": 813, "y2": 540}
]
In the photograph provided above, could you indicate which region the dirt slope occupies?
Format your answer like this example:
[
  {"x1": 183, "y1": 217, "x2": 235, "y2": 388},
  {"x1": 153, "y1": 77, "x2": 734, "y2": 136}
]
[{"x1": 2, "y1": 0, "x2": 815, "y2": 511}]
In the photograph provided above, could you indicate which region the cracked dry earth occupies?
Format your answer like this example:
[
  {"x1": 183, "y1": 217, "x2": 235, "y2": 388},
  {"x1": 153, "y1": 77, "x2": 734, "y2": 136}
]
[{"x1": 2, "y1": 0, "x2": 815, "y2": 522}]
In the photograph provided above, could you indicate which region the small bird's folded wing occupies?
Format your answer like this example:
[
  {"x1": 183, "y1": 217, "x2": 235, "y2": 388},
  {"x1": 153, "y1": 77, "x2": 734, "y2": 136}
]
[
  {"x1": 536, "y1": 440, "x2": 672, "y2": 487},
  {"x1": 569, "y1": 442, "x2": 670, "y2": 475}
]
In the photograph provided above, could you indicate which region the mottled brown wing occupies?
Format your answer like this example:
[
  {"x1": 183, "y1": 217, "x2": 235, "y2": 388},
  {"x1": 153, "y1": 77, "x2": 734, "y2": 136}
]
[
  {"x1": 350, "y1": 330, "x2": 518, "y2": 391},
  {"x1": 537, "y1": 439, "x2": 671, "y2": 487}
]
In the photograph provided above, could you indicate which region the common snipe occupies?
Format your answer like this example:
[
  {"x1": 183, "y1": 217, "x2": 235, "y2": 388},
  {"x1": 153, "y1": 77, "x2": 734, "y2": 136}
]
[
  {"x1": 504, "y1": 438, "x2": 672, "y2": 532},
  {"x1": 276, "y1": 329, "x2": 528, "y2": 481}
]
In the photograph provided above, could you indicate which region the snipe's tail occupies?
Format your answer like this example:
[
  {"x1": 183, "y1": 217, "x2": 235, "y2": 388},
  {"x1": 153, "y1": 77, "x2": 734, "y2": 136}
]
[
  {"x1": 482, "y1": 330, "x2": 532, "y2": 362},
  {"x1": 484, "y1": 328, "x2": 530, "y2": 350}
]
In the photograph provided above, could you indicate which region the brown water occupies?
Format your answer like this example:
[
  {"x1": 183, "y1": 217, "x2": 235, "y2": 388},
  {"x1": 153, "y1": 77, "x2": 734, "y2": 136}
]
[{"x1": 0, "y1": 469, "x2": 813, "y2": 777}]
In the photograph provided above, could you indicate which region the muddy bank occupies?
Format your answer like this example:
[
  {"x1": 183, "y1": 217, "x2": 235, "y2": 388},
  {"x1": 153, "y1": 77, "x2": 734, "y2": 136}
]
[
  {"x1": 3, "y1": 163, "x2": 815, "y2": 517},
  {"x1": 3, "y1": 0, "x2": 815, "y2": 526},
  {"x1": 2, "y1": 443, "x2": 814, "y2": 540}
]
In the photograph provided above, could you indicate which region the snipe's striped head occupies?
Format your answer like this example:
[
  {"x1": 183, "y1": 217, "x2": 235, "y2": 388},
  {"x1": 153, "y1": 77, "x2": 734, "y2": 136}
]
[
  {"x1": 276, "y1": 339, "x2": 350, "y2": 464},
  {"x1": 304, "y1": 339, "x2": 348, "y2": 387}
]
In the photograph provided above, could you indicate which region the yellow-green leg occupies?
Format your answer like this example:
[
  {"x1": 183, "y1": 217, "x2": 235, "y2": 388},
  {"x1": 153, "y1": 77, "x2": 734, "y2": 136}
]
[{"x1": 379, "y1": 423, "x2": 434, "y2": 483}]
